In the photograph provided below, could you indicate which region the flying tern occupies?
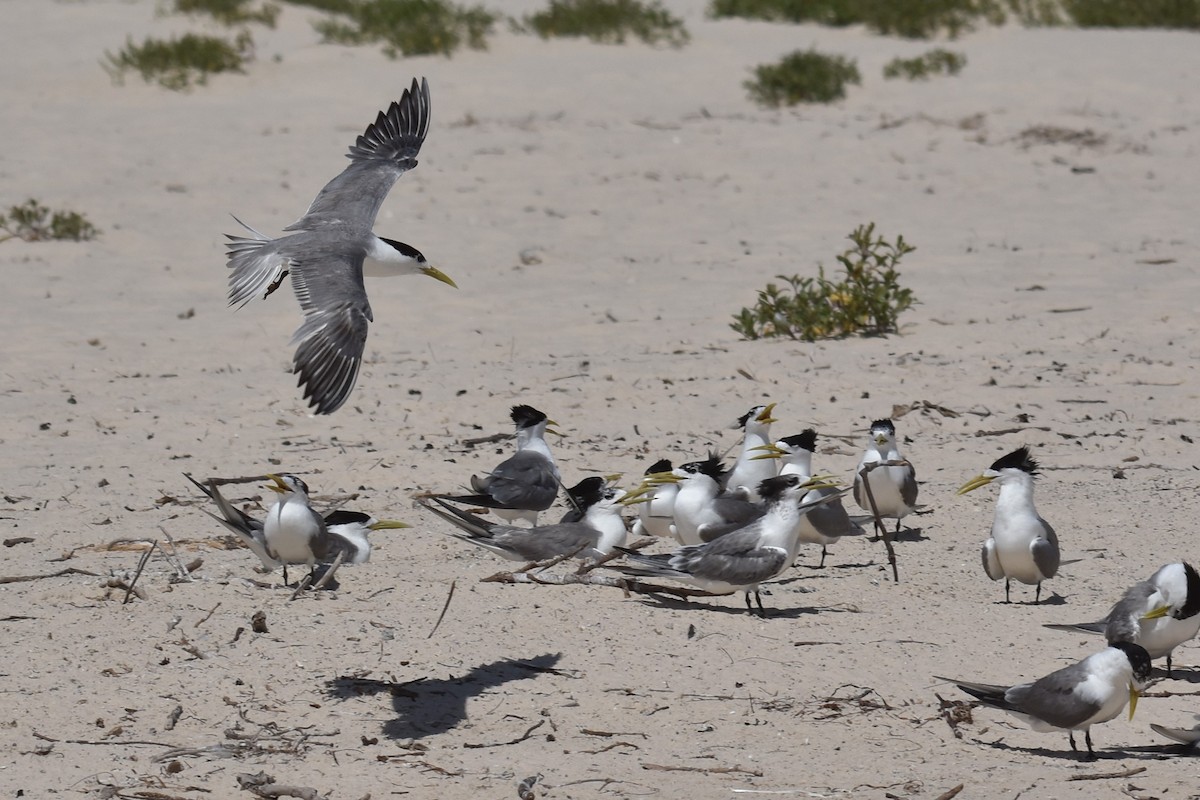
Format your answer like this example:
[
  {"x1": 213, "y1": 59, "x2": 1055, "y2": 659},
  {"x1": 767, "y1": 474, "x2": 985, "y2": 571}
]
[
  {"x1": 937, "y1": 641, "x2": 1151, "y2": 760},
  {"x1": 958, "y1": 446, "x2": 1060, "y2": 603},
  {"x1": 225, "y1": 77, "x2": 456, "y2": 414},
  {"x1": 1045, "y1": 561, "x2": 1200, "y2": 676},
  {"x1": 853, "y1": 418, "x2": 918, "y2": 535}
]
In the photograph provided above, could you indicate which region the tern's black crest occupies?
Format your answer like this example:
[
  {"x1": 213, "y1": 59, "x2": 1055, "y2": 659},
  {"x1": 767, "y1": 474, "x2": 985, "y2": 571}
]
[
  {"x1": 646, "y1": 458, "x2": 672, "y2": 474},
  {"x1": 735, "y1": 406, "x2": 764, "y2": 428},
  {"x1": 682, "y1": 453, "x2": 726, "y2": 483},
  {"x1": 1178, "y1": 562, "x2": 1200, "y2": 620},
  {"x1": 779, "y1": 429, "x2": 817, "y2": 452},
  {"x1": 379, "y1": 237, "x2": 426, "y2": 263},
  {"x1": 564, "y1": 476, "x2": 605, "y2": 510},
  {"x1": 757, "y1": 474, "x2": 800, "y2": 503},
  {"x1": 989, "y1": 446, "x2": 1038, "y2": 475},
  {"x1": 280, "y1": 474, "x2": 310, "y2": 495},
  {"x1": 324, "y1": 510, "x2": 372, "y2": 526},
  {"x1": 510, "y1": 405, "x2": 547, "y2": 429},
  {"x1": 869, "y1": 419, "x2": 895, "y2": 435},
  {"x1": 1110, "y1": 641, "x2": 1153, "y2": 683}
]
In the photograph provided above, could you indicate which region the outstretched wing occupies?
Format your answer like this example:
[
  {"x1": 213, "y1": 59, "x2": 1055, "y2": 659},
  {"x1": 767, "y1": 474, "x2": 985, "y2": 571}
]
[{"x1": 286, "y1": 77, "x2": 430, "y2": 232}]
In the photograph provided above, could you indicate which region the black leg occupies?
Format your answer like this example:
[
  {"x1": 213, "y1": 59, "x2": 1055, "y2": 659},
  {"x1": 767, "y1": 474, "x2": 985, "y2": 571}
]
[
  {"x1": 1004, "y1": 578, "x2": 1011, "y2": 604},
  {"x1": 894, "y1": 517, "x2": 902, "y2": 535},
  {"x1": 1035, "y1": 581, "x2": 1042, "y2": 604},
  {"x1": 754, "y1": 590, "x2": 767, "y2": 618},
  {"x1": 282, "y1": 565, "x2": 290, "y2": 586},
  {"x1": 1068, "y1": 732, "x2": 1077, "y2": 751},
  {"x1": 1084, "y1": 730, "x2": 1096, "y2": 761},
  {"x1": 1166, "y1": 653, "x2": 1173, "y2": 679},
  {"x1": 744, "y1": 592, "x2": 753, "y2": 614},
  {"x1": 819, "y1": 546, "x2": 828, "y2": 569}
]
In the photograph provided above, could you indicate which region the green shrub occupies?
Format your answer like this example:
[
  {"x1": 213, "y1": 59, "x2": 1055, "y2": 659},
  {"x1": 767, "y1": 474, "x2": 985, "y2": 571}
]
[
  {"x1": 521, "y1": 0, "x2": 689, "y2": 46},
  {"x1": 173, "y1": 0, "x2": 281, "y2": 26},
  {"x1": 104, "y1": 31, "x2": 253, "y2": 90},
  {"x1": 295, "y1": 0, "x2": 496, "y2": 56},
  {"x1": 732, "y1": 224, "x2": 917, "y2": 341},
  {"x1": 0, "y1": 199, "x2": 99, "y2": 243},
  {"x1": 883, "y1": 48, "x2": 966, "y2": 80},
  {"x1": 745, "y1": 49, "x2": 860, "y2": 107},
  {"x1": 710, "y1": 0, "x2": 1006, "y2": 38},
  {"x1": 1061, "y1": 0, "x2": 1200, "y2": 28}
]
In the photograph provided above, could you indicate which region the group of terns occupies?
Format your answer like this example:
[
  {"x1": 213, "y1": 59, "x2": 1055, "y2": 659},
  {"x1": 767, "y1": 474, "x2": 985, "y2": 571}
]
[{"x1": 209, "y1": 76, "x2": 1200, "y2": 761}]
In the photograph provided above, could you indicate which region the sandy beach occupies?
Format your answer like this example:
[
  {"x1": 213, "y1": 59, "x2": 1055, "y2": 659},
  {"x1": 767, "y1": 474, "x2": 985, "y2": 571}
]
[{"x1": 3, "y1": 1, "x2": 1200, "y2": 797}]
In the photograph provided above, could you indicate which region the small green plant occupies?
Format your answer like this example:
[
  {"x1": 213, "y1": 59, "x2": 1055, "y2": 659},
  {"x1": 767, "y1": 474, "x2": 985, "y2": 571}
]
[
  {"x1": 745, "y1": 49, "x2": 860, "y2": 107},
  {"x1": 1060, "y1": 0, "x2": 1200, "y2": 28},
  {"x1": 709, "y1": 0, "x2": 1007, "y2": 38},
  {"x1": 104, "y1": 31, "x2": 254, "y2": 90},
  {"x1": 172, "y1": 0, "x2": 281, "y2": 26},
  {"x1": 732, "y1": 224, "x2": 917, "y2": 341},
  {"x1": 520, "y1": 0, "x2": 689, "y2": 46},
  {"x1": 0, "y1": 199, "x2": 99, "y2": 243},
  {"x1": 883, "y1": 48, "x2": 966, "y2": 80},
  {"x1": 296, "y1": 0, "x2": 496, "y2": 57}
]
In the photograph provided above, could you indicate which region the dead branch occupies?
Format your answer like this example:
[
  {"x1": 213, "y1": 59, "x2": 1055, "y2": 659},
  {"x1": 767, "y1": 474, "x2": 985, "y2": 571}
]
[
  {"x1": 582, "y1": 741, "x2": 640, "y2": 755},
  {"x1": 934, "y1": 785, "x2": 965, "y2": 800},
  {"x1": 460, "y1": 432, "x2": 512, "y2": 447},
  {"x1": 463, "y1": 719, "x2": 544, "y2": 749},
  {"x1": 427, "y1": 579, "x2": 455, "y2": 639},
  {"x1": 580, "y1": 729, "x2": 648, "y2": 739},
  {"x1": 195, "y1": 603, "x2": 221, "y2": 628},
  {"x1": 642, "y1": 762, "x2": 762, "y2": 776},
  {"x1": 1066, "y1": 766, "x2": 1146, "y2": 782},
  {"x1": 32, "y1": 730, "x2": 174, "y2": 748},
  {"x1": 123, "y1": 542, "x2": 157, "y2": 604},
  {"x1": 0, "y1": 567, "x2": 99, "y2": 584},
  {"x1": 856, "y1": 460, "x2": 903, "y2": 583},
  {"x1": 236, "y1": 772, "x2": 323, "y2": 800}
]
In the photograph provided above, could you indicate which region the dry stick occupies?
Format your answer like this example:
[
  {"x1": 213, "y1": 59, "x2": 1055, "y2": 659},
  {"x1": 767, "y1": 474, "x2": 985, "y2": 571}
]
[
  {"x1": 195, "y1": 603, "x2": 221, "y2": 628},
  {"x1": 1065, "y1": 766, "x2": 1146, "y2": 782},
  {"x1": 934, "y1": 785, "x2": 965, "y2": 800},
  {"x1": 32, "y1": 730, "x2": 175, "y2": 748},
  {"x1": 642, "y1": 763, "x2": 762, "y2": 777},
  {"x1": 307, "y1": 550, "x2": 345, "y2": 594},
  {"x1": 427, "y1": 579, "x2": 456, "y2": 639},
  {"x1": 123, "y1": 541, "x2": 157, "y2": 604},
  {"x1": 857, "y1": 461, "x2": 900, "y2": 583},
  {"x1": 463, "y1": 719, "x2": 544, "y2": 749},
  {"x1": 0, "y1": 567, "x2": 99, "y2": 584},
  {"x1": 157, "y1": 526, "x2": 195, "y2": 581}
]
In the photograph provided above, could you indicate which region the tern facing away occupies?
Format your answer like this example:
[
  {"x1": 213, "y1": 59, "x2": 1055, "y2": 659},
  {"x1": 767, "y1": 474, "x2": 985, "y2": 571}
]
[
  {"x1": 1045, "y1": 561, "x2": 1200, "y2": 676},
  {"x1": 610, "y1": 474, "x2": 842, "y2": 616},
  {"x1": 438, "y1": 405, "x2": 561, "y2": 526},
  {"x1": 853, "y1": 419, "x2": 918, "y2": 535},
  {"x1": 225, "y1": 77, "x2": 456, "y2": 415},
  {"x1": 958, "y1": 446, "x2": 1060, "y2": 604},
  {"x1": 186, "y1": 473, "x2": 408, "y2": 585},
  {"x1": 937, "y1": 641, "x2": 1152, "y2": 760},
  {"x1": 630, "y1": 459, "x2": 678, "y2": 540},
  {"x1": 421, "y1": 477, "x2": 629, "y2": 564}
]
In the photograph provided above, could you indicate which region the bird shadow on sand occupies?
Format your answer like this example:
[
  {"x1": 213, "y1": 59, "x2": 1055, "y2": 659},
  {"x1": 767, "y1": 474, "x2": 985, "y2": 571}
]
[
  {"x1": 1151, "y1": 667, "x2": 1200, "y2": 683},
  {"x1": 967, "y1": 735, "x2": 1173, "y2": 762},
  {"x1": 628, "y1": 593, "x2": 854, "y2": 620},
  {"x1": 992, "y1": 592, "x2": 1067, "y2": 607},
  {"x1": 325, "y1": 652, "x2": 564, "y2": 740}
]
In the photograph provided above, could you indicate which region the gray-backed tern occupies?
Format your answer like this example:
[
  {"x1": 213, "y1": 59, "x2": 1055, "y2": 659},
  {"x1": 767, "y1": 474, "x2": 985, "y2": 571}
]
[
  {"x1": 937, "y1": 641, "x2": 1151, "y2": 760},
  {"x1": 225, "y1": 77, "x2": 456, "y2": 414},
  {"x1": 958, "y1": 446, "x2": 1060, "y2": 604},
  {"x1": 647, "y1": 454, "x2": 764, "y2": 545},
  {"x1": 853, "y1": 418, "x2": 918, "y2": 535},
  {"x1": 1045, "y1": 561, "x2": 1200, "y2": 676}
]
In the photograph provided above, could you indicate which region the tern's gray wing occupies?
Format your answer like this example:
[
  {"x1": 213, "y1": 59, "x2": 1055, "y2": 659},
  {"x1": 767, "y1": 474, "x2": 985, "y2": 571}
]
[
  {"x1": 1150, "y1": 723, "x2": 1200, "y2": 746},
  {"x1": 491, "y1": 523, "x2": 599, "y2": 561},
  {"x1": 324, "y1": 510, "x2": 374, "y2": 564},
  {"x1": 1009, "y1": 665, "x2": 1100, "y2": 729},
  {"x1": 469, "y1": 451, "x2": 559, "y2": 512},
  {"x1": 900, "y1": 464, "x2": 919, "y2": 508},
  {"x1": 697, "y1": 496, "x2": 765, "y2": 542},
  {"x1": 1032, "y1": 519, "x2": 1060, "y2": 578},
  {"x1": 287, "y1": 247, "x2": 371, "y2": 415},
  {"x1": 805, "y1": 489, "x2": 861, "y2": 537},
  {"x1": 1103, "y1": 582, "x2": 1158, "y2": 643},
  {"x1": 185, "y1": 474, "x2": 279, "y2": 569},
  {"x1": 286, "y1": 78, "x2": 430, "y2": 232},
  {"x1": 677, "y1": 527, "x2": 788, "y2": 585}
]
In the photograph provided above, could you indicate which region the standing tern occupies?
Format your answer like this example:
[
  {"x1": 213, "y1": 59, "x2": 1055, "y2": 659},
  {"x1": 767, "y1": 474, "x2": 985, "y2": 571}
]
[
  {"x1": 648, "y1": 454, "x2": 764, "y2": 545},
  {"x1": 225, "y1": 77, "x2": 456, "y2": 414},
  {"x1": 937, "y1": 641, "x2": 1152, "y2": 760},
  {"x1": 853, "y1": 419, "x2": 918, "y2": 535},
  {"x1": 609, "y1": 474, "x2": 843, "y2": 616},
  {"x1": 753, "y1": 430, "x2": 864, "y2": 567},
  {"x1": 630, "y1": 459, "x2": 678, "y2": 540},
  {"x1": 421, "y1": 477, "x2": 629, "y2": 564},
  {"x1": 1045, "y1": 561, "x2": 1200, "y2": 676},
  {"x1": 724, "y1": 403, "x2": 779, "y2": 501},
  {"x1": 438, "y1": 405, "x2": 561, "y2": 525},
  {"x1": 958, "y1": 446, "x2": 1060, "y2": 604},
  {"x1": 185, "y1": 473, "x2": 408, "y2": 583}
]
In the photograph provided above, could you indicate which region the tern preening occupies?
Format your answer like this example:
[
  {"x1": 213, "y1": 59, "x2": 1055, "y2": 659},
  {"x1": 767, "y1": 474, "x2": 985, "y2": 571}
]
[
  {"x1": 958, "y1": 446, "x2": 1060, "y2": 604},
  {"x1": 1045, "y1": 561, "x2": 1200, "y2": 676},
  {"x1": 438, "y1": 405, "x2": 561, "y2": 526},
  {"x1": 186, "y1": 473, "x2": 408, "y2": 585},
  {"x1": 853, "y1": 419, "x2": 918, "y2": 535},
  {"x1": 937, "y1": 641, "x2": 1151, "y2": 760},
  {"x1": 225, "y1": 77, "x2": 456, "y2": 414}
]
